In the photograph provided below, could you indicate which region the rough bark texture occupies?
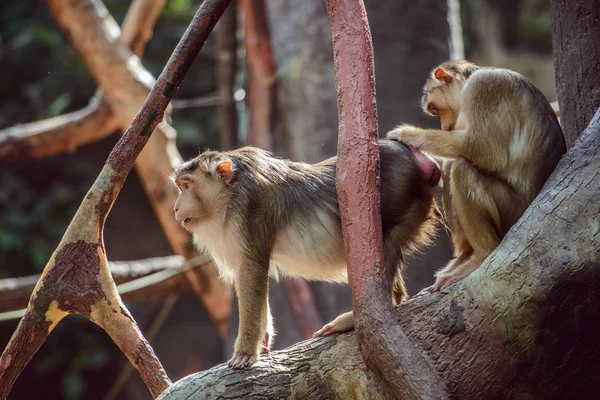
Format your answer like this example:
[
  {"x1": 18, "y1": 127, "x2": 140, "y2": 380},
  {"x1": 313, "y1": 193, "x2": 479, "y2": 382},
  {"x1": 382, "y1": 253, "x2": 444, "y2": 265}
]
[
  {"x1": 326, "y1": 0, "x2": 447, "y2": 398},
  {"x1": 158, "y1": 107, "x2": 600, "y2": 400},
  {"x1": 551, "y1": 0, "x2": 600, "y2": 148},
  {"x1": 0, "y1": 1, "x2": 232, "y2": 398}
]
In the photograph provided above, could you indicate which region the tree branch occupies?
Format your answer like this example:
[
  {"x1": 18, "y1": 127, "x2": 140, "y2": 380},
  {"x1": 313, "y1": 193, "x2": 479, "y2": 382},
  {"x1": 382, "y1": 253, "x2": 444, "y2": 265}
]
[
  {"x1": 325, "y1": 0, "x2": 447, "y2": 398},
  {"x1": 0, "y1": 256, "x2": 215, "y2": 314},
  {"x1": 240, "y1": 0, "x2": 277, "y2": 149},
  {"x1": 551, "y1": 0, "x2": 600, "y2": 148},
  {"x1": 216, "y1": 2, "x2": 239, "y2": 150},
  {"x1": 0, "y1": 0, "x2": 166, "y2": 166},
  {"x1": 158, "y1": 107, "x2": 600, "y2": 399}
]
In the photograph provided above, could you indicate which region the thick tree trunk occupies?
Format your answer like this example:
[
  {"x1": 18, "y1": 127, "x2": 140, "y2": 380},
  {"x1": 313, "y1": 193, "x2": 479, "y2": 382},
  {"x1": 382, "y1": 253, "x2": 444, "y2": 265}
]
[
  {"x1": 551, "y1": 0, "x2": 600, "y2": 148},
  {"x1": 158, "y1": 107, "x2": 600, "y2": 399}
]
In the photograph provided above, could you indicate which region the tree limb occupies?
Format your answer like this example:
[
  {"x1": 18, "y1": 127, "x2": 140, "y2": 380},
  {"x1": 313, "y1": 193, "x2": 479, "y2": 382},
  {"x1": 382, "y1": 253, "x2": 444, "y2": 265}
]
[
  {"x1": 551, "y1": 0, "x2": 600, "y2": 148},
  {"x1": 325, "y1": 0, "x2": 447, "y2": 398},
  {"x1": 216, "y1": 2, "x2": 239, "y2": 150},
  {"x1": 0, "y1": 255, "x2": 215, "y2": 314},
  {"x1": 0, "y1": 0, "x2": 165, "y2": 166},
  {"x1": 240, "y1": 0, "x2": 277, "y2": 149},
  {"x1": 158, "y1": 107, "x2": 600, "y2": 399}
]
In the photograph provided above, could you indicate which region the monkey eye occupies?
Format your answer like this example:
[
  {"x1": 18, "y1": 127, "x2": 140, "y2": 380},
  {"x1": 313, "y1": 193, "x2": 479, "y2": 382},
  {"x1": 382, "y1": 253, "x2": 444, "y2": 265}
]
[{"x1": 176, "y1": 177, "x2": 192, "y2": 190}]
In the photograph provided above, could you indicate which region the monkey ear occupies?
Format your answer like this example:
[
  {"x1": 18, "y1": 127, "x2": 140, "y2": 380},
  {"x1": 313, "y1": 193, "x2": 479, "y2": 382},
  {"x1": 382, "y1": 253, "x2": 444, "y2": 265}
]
[
  {"x1": 216, "y1": 160, "x2": 234, "y2": 183},
  {"x1": 434, "y1": 68, "x2": 453, "y2": 84}
]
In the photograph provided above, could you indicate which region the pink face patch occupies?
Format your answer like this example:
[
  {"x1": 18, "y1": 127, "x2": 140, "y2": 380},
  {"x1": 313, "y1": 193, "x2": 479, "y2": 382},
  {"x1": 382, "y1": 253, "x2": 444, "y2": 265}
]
[{"x1": 408, "y1": 145, "x2": 441, "y2": 186}]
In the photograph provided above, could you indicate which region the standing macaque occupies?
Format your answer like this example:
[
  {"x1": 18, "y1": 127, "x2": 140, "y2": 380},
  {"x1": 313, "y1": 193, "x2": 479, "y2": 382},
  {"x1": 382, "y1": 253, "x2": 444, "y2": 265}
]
[
  {"x1": 172, "y1": 140, "x2": 440, "y2": 368},
  {"x1": 388, "y1": 60, "x2": 566, "y2": 291}
]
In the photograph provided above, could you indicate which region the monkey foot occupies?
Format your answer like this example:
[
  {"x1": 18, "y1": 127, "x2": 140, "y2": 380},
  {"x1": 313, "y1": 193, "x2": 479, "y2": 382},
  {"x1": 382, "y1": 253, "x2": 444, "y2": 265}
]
[
  {"x1": 312, "y1": 323, "x2": 337, "y2": 337},
  {"x1": 228, "y1": 354, "x2": 257, "y2": 369},
  {"x1": 431, "y1": 275, "x2": 463, "y2": 292}
]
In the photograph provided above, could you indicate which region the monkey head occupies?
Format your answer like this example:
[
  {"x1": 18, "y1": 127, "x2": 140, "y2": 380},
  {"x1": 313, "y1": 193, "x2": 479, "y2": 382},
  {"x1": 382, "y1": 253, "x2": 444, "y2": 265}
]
[
  {"x1": 171, "y1": 152, "x2": 234, "y2": 231},
  {"x1": 421, "y1": 60, "x2": 479, "y2": 131}
]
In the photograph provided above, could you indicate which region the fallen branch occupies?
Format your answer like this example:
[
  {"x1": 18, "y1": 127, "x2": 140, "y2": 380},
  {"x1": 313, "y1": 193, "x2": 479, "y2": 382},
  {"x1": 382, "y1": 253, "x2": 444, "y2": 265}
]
[{"x1": 0, "y1": 1, "x2": 232, "y2": 398}]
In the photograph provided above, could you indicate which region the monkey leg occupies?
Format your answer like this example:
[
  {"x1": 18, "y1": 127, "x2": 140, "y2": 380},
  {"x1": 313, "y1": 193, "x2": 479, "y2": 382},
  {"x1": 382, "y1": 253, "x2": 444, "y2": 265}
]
[
  {"x1": 314, "y1": 230, "x2": 410, "y2": 337},
  {"x1": 433, "y1": 158, "x2": 503, "y2": 291},
  {"x1": 438, "y1": 159, "x2": 473, "y2": 272},
  {"x1": 229, "y1": 263, "x2": 271, "y2": 369}
]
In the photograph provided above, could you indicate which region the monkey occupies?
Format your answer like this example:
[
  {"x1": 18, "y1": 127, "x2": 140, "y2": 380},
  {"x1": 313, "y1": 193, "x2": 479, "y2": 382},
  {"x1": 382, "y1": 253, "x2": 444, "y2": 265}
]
[
  {"x1": 172, "y1": 139, "x2": 440, "y2": 369},
  {"x1": 387, "y1": 60, "x2": 566, "y2": 292}
]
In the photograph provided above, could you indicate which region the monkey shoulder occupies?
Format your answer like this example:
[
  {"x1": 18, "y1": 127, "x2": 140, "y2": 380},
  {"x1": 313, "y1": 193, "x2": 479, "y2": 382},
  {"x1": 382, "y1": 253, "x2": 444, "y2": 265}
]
[{"x1": 463, "y1": 68, "x2": 540, "y2": 108}]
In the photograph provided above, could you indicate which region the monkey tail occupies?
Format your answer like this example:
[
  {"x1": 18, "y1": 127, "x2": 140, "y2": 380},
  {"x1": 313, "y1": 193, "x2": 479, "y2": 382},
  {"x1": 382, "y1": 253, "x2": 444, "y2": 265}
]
[{"x1": 392, "y1": 278, "x2": 408, "y2": 305}]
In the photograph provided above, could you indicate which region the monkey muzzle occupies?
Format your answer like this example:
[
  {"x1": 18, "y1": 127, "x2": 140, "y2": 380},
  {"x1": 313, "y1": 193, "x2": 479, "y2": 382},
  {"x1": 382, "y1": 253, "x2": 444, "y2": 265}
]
[{"x1": 408, "y1": 146, "x2": 441, "y2": 186}]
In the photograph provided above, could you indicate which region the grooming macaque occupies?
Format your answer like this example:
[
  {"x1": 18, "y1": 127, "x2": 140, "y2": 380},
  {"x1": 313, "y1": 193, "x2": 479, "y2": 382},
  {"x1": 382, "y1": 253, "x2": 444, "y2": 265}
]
[
  {"x1": 172, "y1": 140, "x2": 440, "y2": 368},
  {"x1": 388, "y1": 60, "x2": 566, "y2": 291}
]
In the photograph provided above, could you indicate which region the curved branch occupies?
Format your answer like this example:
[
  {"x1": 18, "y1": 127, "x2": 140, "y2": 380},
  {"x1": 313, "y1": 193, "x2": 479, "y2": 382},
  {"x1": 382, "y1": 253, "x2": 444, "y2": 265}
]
[
  {"x1": 325, "y1": 0, "x2": 447, "y2": 398},
  {"x1": 0, "y1": 256, "x2": 210, "y2": 314},
  {"x1": 0, "y1": 94, "x2": 118, "y2": 165}
]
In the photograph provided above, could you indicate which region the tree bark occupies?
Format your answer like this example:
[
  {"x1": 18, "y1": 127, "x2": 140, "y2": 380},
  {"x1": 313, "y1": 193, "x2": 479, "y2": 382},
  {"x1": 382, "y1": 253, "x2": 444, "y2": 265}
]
[
  {"x1": 158, "y1": 106, "x2": 600, "y2": 400},
  {"x1": 551, "y1": 0, "x2": 600, "y2": 148},
  {"x1": 326, "y1": 0, "x2": 447, "y2": 398}
]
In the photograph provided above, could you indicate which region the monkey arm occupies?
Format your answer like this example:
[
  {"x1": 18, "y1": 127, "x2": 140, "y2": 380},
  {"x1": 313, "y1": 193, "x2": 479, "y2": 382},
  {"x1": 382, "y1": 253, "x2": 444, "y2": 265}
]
[
  {"x1": 387, "y1": 124, "x2": 467, "y2": 159},
  {"x1": 230, "y1": 260, "x2": 271, "y2": 369}
]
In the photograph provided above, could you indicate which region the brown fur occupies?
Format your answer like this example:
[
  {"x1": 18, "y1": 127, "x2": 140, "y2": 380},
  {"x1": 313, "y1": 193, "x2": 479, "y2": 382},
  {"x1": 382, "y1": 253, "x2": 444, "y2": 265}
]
[
  {"x1": 172, "y1": 140, "x2": 438, "y2": 368},
  {"x1": 388, "y1": 60, "x2": 566, "y2": 291}
]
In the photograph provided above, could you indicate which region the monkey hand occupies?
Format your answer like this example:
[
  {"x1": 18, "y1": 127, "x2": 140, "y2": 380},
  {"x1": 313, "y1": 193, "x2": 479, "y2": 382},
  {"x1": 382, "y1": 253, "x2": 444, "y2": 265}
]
[
  {"x1": 313, "y1": 311, "x2": 354, "y2": 337},
  {"x1": 386, "y1": 124, "x2": 424, "y2": 148},
  {"x1": 228, "y1": 352, "x2": 257, "y2": 369}
]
